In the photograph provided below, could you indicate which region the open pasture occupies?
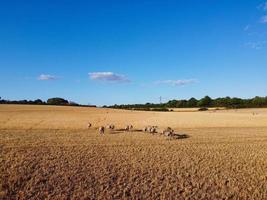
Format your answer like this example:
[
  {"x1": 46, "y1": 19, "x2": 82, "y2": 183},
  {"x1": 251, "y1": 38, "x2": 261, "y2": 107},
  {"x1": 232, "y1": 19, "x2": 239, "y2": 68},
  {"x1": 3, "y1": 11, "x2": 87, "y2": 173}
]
[{"x1": 0, "y1": 105, "x2": 267, "y2": 199}]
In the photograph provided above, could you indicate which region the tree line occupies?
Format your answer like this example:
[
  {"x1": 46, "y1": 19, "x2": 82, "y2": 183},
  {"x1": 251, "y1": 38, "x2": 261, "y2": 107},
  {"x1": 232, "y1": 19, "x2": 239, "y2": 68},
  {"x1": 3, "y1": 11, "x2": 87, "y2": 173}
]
[
  {"x1": 1, "y1": 96, "x2": 267, "y2": 109},
  {"x1": 0, "y1": 97, "x2": 96, "y2": 107},
  {"x1": 107, "y1": 96, "x2": 267, "y2": 110}
]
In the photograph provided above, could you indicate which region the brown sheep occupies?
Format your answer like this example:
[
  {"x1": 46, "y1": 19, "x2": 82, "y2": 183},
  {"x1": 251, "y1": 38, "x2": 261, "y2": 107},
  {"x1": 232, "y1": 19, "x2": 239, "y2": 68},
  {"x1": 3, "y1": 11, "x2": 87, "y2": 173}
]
[
  {"x1": 162, "y1": 127, "x2": 174, "y2": 136},
  {"x1": 106, "y1": 124, "x2": 115, "y2": 130},
  {"x1": 143, "y1": 126, "x2": 148, "y2": 132},
  {"x1": 149, "y1": 127, "x2": 157, "y2": 134},
  {"x1": 99, "y1": 126, "x2": 105, "y2": 134},
  {"x1": 125, "y1": 125, "x2": 133, "y2": 131}
]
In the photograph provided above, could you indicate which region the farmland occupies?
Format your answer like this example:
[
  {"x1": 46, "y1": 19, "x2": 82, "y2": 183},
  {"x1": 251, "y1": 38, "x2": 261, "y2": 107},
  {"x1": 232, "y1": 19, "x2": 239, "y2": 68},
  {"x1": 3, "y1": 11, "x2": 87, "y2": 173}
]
[{"x1": 0, "y1": 105, "x2": 267, "y2": 199}]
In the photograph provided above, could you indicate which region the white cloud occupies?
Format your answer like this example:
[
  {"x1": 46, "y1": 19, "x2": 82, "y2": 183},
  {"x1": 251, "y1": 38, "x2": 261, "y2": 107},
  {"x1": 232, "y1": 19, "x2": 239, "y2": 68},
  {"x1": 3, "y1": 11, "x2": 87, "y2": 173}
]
[
  {"x1": 37, "y1": 74, "x2": 58, "y2": 80},
  {"x1": 244, "y1": 25, "x2": 250, "y2": 31},
  {"x1": 156, "y1": 79, "x2": 197, "y2": 86},
  {"x1": 260, "y1": 15, "x2": 267, "y2": 23},
  {"x1": 88, "y1": 72, "x2": 130, "y2": 83},
  {"x1": 257, "y1": 2, "x2": 267, "y2": 10},
  {"x1": 245, "y1": 41, "x2": 267, "y2": 50}
]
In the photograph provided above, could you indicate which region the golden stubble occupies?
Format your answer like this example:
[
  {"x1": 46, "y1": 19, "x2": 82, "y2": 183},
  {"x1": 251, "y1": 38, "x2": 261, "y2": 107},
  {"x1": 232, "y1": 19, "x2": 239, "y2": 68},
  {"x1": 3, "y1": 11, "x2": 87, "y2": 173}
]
[{"x1": 0, "y1": 105, "x2": 267, "y2": 199}]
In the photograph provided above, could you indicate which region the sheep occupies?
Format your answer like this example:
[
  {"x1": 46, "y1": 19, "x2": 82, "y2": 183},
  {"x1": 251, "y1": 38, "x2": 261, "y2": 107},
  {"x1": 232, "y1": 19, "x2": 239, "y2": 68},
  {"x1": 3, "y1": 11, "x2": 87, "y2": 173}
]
[
  {"x1": 125, "y1": 125, "x2": 133, "y2": 131},
  {"x1": 143, "y1": 126, "x2": 158, "y2": 133},
  {"x1": 162, "y1": 127, "x2": 174, "y2": 136},
  {"x1": 149, "y1": 127, "x2": 157, "y2": 134},
  {"x1": 142, "y1": 126, "x2": 180, "y2": 138},
  {"x1": 143, "y1": 126, "x2": 148, "y2": 132},
  {"x1": 164, "y1": 131, "x2": 173, "y2": 137},
  {"x1": 106, "y1": 124, "x2": 115, "y2": 130},
  {"x1": 125, "y1": 125, "x2": 130, "y2": 131},
  {"x1": 144, "y1": 126, "x2": 151, "y2": 132},
  {"x1": 149, "y1": 126, "x2": 158, "y2": 133},
  {"x1": 99, "y1": 126, "x2": 105, "y2": 134},
  {"x1": 166, "y1": 127, "x2": 174, "y2": 132}
]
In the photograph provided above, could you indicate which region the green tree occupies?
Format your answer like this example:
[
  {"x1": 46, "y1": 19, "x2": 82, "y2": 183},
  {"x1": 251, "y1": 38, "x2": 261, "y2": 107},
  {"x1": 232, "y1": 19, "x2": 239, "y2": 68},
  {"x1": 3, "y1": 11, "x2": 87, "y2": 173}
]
[
  {"x1": 176, "y1": 100, "x2": 187, "y2": 108},
  {"x1": 47, "y1": 98, "x2": 69, "y2": 105},
  {"x1": 34, "y1": 99, "x2": 44, "y2": 104},
  {"x1": 197, "y1": 96, "x2": 212, "y2": 107},
  {"x1": 252, "y1": 96, "x2": 267, "y2": 107},
  {"x1": 187, "y1": 97, "x2": 198, "y2": 107},
  {"x1": 166, "y1": 100, "x2": 178, "y2": 107}
]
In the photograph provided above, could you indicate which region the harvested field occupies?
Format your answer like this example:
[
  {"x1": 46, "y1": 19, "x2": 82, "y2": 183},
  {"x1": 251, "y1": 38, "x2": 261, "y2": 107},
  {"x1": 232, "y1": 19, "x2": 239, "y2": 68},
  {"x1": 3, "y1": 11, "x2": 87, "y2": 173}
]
[{"x1": 0, "y1": 105, "x2": 267, "y2": 199}]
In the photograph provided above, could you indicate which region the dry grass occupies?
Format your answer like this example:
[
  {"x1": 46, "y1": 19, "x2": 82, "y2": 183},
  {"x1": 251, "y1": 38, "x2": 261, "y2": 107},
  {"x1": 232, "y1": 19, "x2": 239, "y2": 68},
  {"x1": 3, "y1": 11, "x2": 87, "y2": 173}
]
[
  {"x1": 0, "y1": 105, "x2": 267, "y2": 199},
  {"x1": 1, "y1": 104, "x2": 266, "y2": 129},
  {"x1": 169, "y1": 107, "x2": 225, "y2": 112}
]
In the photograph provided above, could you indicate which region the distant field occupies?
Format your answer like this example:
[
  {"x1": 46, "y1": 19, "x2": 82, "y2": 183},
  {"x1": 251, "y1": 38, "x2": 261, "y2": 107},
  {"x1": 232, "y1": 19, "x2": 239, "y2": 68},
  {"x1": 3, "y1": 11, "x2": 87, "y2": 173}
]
[
  {"x1": 169, "y1": 107, "x2": 225, "y2": 112},
  {"x1": 0, "y1": 105, "x2": 266, "y2": 129},
  {"x1": 0, "y1": 105, "x2": 267, "y2": 199}
]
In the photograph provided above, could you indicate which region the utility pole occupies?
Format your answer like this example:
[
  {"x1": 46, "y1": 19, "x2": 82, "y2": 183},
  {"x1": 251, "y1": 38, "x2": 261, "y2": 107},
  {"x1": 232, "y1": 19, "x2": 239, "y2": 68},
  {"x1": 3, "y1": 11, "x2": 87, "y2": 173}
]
[{"x1": 159, "y1": 96, "x2": 162, "y2": 104}]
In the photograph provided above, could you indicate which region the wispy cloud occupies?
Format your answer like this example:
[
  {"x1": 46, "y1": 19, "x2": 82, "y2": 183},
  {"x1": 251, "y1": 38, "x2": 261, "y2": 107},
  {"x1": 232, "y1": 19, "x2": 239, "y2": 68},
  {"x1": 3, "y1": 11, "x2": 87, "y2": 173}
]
[
  {"x1": 245, "y1": 41, "x2": 267, "y2": 49},
  {"x1": 155, "y1": 79, "x2": 197, "y2": 86},
  {"x1": 258, "y1": 2, "x2": 267, "y2": 23},
  {"x1": 88, "y1": 72, "x2": 130, "y2": 83},
  {"x1": 244, "y1": 3, "x2": 267, "y2": 49},
  {"x1": 260, "y1": 15, "x2": 267, "y2": 23},
  {"x1": 244, "y1": 24, "x2": 250, "y2": 31},
  {"x1": 37, "y1": 74, "x2": 58, "y2": 81},
  {"x1": 257, "y1": 2, "x2": 267, "y2": 10},
  {"x1": 254, "y1": 2, "x2": 267, "y2": 23}
]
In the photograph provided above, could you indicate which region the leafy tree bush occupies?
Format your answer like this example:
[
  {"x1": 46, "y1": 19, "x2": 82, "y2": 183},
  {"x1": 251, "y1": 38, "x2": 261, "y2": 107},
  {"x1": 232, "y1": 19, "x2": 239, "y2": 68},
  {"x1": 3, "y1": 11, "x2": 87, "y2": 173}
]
[
  {"x1": 197, "y1": 96, "x2": 212, "y2": 107},
  {"x1": 187, "y1": 97, "x2": 198, "y2": 107},
  {"x1": 176, "y1": 100, "x2": 188, "y2": 108},
  {"x1": 1, "y1": 95, "x2": 267, "y2": 109},
  {"x1": 109, "y1": 96, "x2": 267, "y2": 110},
  {"x1": 198, "y1": 107, "x2": 208, "y2": 111},
  {"x1": 34, "y1": 99, "x2": 44, "y2": 104},
  {"x1": 47, "y1": 98, "x2": 69, "y2": 105},
  {"x1": 252, "y1": 96, "x2": 267, "y2": 107},
  {"x1": 69, "y1": 101, "x2": 79, "y2": 106},
  {"x1": 166, "y1": 100, "x2": 178, "y2": 107},
  {"x1": 151, "y1": 107, "x2": 170, "y2": 112}
]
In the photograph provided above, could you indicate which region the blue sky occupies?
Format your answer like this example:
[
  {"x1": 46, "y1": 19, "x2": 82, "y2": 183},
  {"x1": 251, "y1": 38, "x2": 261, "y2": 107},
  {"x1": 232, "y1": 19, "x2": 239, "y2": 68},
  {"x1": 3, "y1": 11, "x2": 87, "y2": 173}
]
[{"x1": 0, "y1": 0, "x2": 267, "y2": 106}]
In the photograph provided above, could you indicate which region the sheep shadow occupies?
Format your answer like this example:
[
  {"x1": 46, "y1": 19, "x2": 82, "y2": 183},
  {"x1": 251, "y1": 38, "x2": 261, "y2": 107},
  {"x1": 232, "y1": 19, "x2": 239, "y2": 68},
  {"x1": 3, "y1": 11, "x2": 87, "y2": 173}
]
[
  {"x1": 114, "y1": 128, "x2": 126, "y2": 132},
  {"x1": 107, "y1": 129, "x2": 136, "y2": 134},
  {"x1": 111, "y1": 129, "x2": 143, "y2": 133},
  {"x1": 101, "y1": 128, "x2": 190, "y2": 140},
  {"x1": 167, "y1": 133, "x2": 190, "y2": 140},
  {"x1": 107, "y1": 130, "x2": 122, "y2": 134}
]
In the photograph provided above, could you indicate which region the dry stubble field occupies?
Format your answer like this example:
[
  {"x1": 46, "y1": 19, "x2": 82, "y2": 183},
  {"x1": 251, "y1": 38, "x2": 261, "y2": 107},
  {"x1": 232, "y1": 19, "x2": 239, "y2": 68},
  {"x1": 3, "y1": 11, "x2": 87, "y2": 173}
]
[{"x1": 0, "y1": 105, "x2": 267, "y2": 199}]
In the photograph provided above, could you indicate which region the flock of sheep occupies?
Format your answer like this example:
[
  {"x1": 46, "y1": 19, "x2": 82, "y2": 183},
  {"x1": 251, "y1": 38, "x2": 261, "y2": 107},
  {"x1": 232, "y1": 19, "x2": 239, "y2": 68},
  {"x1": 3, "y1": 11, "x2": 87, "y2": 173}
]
[{"x1": 87, "y1": 122, "x2": 187, "y2": 139}]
